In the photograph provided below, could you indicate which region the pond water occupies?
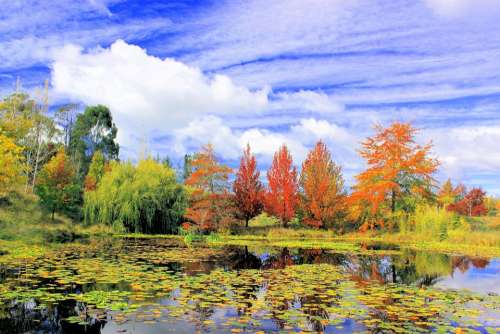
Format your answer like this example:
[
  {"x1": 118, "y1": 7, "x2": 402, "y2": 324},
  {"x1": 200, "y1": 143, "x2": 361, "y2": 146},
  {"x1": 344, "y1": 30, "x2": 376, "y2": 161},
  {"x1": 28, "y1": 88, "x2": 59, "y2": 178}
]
[{"x1": 0, "y1": 238, "x2": 498, "y2": 333}]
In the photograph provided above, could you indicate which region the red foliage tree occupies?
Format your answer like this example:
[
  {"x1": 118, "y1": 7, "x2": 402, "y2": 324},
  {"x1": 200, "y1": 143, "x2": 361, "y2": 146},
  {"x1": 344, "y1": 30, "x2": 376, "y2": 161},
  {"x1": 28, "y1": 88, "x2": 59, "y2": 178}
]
[
  {"x1": 233, "y1": 144, "x2": 264, "y2": 227},
  {"x1": 300, "y1": 141, "x2": 345, "y2": 229},
  {"x1": 184, "y1": 144, "x2": 233, "y2": 231},
  {"x1": 448, "y1": 187, "x2": 488, "y2": 217},
  {"x1": 265, "y1": 144, "x2": 298, "y2": 227}
]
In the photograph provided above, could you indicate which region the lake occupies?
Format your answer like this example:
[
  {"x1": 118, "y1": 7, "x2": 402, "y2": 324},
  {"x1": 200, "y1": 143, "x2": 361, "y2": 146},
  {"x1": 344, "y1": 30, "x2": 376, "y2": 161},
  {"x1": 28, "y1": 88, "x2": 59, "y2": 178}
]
[{"x1": 0, "y1": 237, "x2": 498, "y2": 333}]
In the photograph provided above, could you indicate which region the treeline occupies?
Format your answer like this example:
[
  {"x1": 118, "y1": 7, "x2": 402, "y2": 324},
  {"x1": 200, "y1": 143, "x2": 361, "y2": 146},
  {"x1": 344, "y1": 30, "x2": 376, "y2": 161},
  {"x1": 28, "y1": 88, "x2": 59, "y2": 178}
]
[{"x1": 1, "y1": 89, "x2": 497, "y2": 235}]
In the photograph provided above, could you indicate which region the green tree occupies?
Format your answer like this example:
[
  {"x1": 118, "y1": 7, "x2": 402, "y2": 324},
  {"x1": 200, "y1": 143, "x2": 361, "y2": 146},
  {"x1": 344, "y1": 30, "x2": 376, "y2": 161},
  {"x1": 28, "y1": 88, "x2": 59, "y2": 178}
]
[
  {"x1": 84, "y1": 159, "x2": 187, "y2": 233},
  {"x1": 35, "y1": 148, "x2": 81, "y2": 220},
  {"x1": 69, "y1": 105, "x2": 119, "y2": 177}
]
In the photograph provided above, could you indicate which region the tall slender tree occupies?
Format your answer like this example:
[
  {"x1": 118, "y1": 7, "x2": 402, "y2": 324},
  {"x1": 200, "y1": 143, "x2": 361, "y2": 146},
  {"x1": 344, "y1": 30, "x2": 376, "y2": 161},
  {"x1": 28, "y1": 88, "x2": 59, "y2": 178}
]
[
  {"x1": 265, "y1": 144, "x2": 298, "y2": 227},
  {"x1": 233, "y1": 144, "x2": 264, "y2": 227},
  {"x1": 300, "y1": 141, "x2": 345, "y2": 229}
]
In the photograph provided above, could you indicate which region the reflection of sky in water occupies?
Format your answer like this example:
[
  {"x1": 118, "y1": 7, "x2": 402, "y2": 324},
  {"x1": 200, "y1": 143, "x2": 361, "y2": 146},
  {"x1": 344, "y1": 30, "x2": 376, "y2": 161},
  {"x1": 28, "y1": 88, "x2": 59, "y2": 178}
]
[{"x1": 436, "y1": 259, "x2": 500, "y2": 294}]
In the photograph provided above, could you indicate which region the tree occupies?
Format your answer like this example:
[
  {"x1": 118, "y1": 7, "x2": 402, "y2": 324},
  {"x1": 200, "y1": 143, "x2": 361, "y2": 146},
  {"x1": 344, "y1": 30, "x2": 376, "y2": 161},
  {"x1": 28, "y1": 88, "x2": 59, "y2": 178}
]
[
  {"x1": 0, "y1": 89, "x2": 59, "y2": 192},
  {"x1": 84, "y1": 159, "x2": 187, "y2": 233},
  {"x1": 69, "y1": 105, "x2": 119, "y2": 177},
  {"x1": 350, "y1": 122, "x2": 439, "y2": 230},
  {"x1": 184, "y1": 144, "x2": 233, "y2": 231},
  {"x1": 300, "y1": 141, "x2": 345, "y2": 229},
  {"x1": 0, "y1": 133, "x2": 25, "y2": 197},
  {"x1": 265, "y1": 144, "x2": 298, "y2": 227},
  {"x1": 448, "y1": 187, "x2": 488, "y2": 217},
  {"x1": 35, "y1": 148, "x2": 80, "y2": 220},
  {"x1": 233, "y1": 144, "x2": 264, "y2": 227},
  {"x1": 84, "y1": 151, "x2": 107, "y2": 192},
  {"x1": 437, "y1": 178, "x2": 465, "y2": 209}
]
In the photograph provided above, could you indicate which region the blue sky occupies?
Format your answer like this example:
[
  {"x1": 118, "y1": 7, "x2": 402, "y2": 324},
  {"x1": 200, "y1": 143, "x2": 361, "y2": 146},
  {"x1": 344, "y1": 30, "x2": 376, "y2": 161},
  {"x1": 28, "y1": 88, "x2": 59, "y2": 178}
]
[{"x1": 2, "y1": 0, "x2": 500, "y2": 193}]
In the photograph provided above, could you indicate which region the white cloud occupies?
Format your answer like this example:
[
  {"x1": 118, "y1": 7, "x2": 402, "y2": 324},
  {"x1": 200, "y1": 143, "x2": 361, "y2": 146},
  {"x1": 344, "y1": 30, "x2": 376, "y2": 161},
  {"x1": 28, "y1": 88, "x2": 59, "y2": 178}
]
[
  {"x1": 51, "y1": 40, "x2": 270, "y2": 149},
  {"x1": 425, "y1": 125, "x2": 500, "y2": 179},
  {"x1": 171, "y1": 116, "x2": 359, "y2": 171},
  {"x1": 51, "y1": 40, "x2": 350, "y2": 156}
]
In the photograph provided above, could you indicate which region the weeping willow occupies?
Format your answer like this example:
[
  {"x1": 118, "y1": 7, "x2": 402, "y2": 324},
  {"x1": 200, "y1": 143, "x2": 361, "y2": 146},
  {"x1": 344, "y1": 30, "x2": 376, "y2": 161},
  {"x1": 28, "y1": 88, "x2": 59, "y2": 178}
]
[{"x1": 84, "y1": 159, "x2": 187, "y2": 234}]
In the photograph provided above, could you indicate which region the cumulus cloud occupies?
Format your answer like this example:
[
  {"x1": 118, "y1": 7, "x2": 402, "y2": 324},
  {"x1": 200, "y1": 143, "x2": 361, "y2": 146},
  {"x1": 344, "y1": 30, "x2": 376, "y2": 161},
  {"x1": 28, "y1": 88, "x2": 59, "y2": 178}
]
[
  {"x1": 427, "y1": 126, "x2": 500, "y2": 177},
  {"x1": 51, "y1": 40, "x2": 347, "y2": 156},
  {"x1": 51, "y1": 40, "x2": 270, "y2": 149},
  {"x1": 172, "y1": 116, "x2": 359, "y2": 171}
]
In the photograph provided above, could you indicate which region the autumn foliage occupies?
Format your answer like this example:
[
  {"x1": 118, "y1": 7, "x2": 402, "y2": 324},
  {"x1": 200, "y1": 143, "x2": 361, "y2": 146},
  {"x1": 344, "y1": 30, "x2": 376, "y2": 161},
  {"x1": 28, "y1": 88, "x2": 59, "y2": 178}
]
[
  {"x1": 184, "y1": 144, "x2": 233, "y2": 231},
  {"x1": 265, "y1": 144, "x2": 298, "y2": 227},
  {"x1": 300, "y1": 141, "x2": 345, "y2": 229},
  {"x1": 233, "y1": 144, "x2": 264, "y2": 227},
  {"x1": 35, "y1": 148, "x2": 80, "y2": 220},
  {"x1": 350, "y1": 122, "x2": 439, "y2": 231},
  {"x1": 0, "y1": 133, "x2": 25, "y2": 196},
  {"x1": 448, "y1": 187, "x2": 488, "y2": 217}
]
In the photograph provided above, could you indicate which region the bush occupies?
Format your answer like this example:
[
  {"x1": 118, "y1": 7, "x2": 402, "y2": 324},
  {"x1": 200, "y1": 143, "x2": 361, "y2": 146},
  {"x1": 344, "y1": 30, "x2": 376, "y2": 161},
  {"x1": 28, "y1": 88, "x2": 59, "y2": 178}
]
[
  {"x1": 249, "y1": 213, "x2": 280, "y2": 227},
  {"x1": 411, "y1": 205, "x2": 456, "y2": 241}
]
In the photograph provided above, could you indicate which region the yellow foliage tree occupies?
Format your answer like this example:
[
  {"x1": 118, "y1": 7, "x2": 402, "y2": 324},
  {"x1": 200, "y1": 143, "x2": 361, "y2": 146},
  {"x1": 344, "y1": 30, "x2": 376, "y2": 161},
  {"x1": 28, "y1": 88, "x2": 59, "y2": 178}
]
[{"x1": 0, "y1": 133, "x2": 25, "y2": 196}]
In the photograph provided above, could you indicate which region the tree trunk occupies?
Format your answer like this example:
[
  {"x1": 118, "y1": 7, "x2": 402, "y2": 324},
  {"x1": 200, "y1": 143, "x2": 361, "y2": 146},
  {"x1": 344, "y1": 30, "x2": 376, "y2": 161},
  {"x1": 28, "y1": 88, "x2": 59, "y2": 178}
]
[
  {"x1": 391, "y1": 189, "x2": 396, "y2": 213},
  {"x1": 245, "y1": 217, "x2": 249, "y2": 228},
  {"x1": 51, "y1": 209, "x2": 55, "y2": 221}
]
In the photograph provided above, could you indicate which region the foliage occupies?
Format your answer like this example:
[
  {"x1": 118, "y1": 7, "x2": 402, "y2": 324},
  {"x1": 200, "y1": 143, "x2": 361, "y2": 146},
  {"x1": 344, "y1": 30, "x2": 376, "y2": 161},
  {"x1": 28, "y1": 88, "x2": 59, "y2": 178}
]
[
  {"x1": 233, "y1": 144, "x2": 264, "y2": 227},
  {"x1": 184, "y1": 144, "x2": 234, "y2": 232},
  {"x1": 350, "y1": 122, "x2": 439, "y2": 231},
  {"x1": 83, "y1": 150, "x2": 107, "y2": 191},
  {"x1": 35, "y1": 148, "x2": 81, "y2": 220},
  {"x1": 84, "y1": 159, "x2": 187, "y2": 233},
  {"x1": 265, "y1": 144, "x2": 298, "y2": 227},
  {"x1": 300, "y1": 141, "x2": 346, "y2": 229},
  {"x1": 448, "y1": 187, "x2": 488, "y2": 216},
  {"x1": 0, "y1": 133, "x2": 25, "y2": 196},
  {"x1": 410, "y1": 204, "x2": 456, "y2": 241},
  {"x1": 69, "y1": 105, "x2": 119, "y2": 177},
  {"x1": 437, "y1": 178, "x2": 464, "y2": 208}
]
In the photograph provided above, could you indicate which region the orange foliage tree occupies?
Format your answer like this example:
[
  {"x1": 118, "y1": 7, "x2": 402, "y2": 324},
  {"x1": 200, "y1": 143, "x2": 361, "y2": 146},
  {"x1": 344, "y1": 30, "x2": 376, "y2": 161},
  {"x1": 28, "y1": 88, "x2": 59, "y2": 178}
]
[
  {"x1": 300, "y1": 141, "x2": 346, "y2": 229},
  {"x1": 265, "y1": 144, "x2": 298, "y2": 227},
  {"x1": 350, "y1": 122, "x2": 439, "y2": 230},
  {"x1": 184, "y1": 144, "x2": 233, "y2": 232},
  {"x1": 233, "y1": 144, "x2": 264, "y2": 227}
]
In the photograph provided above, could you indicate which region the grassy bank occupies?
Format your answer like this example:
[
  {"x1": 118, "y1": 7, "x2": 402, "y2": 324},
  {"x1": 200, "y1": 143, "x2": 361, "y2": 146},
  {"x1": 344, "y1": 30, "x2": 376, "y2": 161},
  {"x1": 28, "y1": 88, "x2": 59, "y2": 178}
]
[{"x1": 0, "y1": 190, "x2": 112, "y2": 244}]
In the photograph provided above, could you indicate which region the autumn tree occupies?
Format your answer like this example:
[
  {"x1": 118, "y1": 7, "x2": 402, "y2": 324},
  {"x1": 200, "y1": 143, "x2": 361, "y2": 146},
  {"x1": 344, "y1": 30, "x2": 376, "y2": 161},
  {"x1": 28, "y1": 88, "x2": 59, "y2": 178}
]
[
  {"x1": 233, "y1": 144, "x2": 264, "y2": 227},
  {"x1": 437, "y1": 178, "x2": 465, "y2": 209},
  {"x1": 448, "y1": 187, "x2": 488, "y2": 217},
  {"x1": 0, "y1": 133, "x2": 25, "y2": 197},
  {"x1": 265, "y1": 144, "x2": 298, "y2": 227},
  {"x1": 350, "y1": 122, "x2": 439, "y2": 230},
  {"x1": 184, "y1": 144, "x2": 233, "y2": 231},
  {"x1": 35, "y1": 148, "x2": 81, "y2": 220},
  {"x1": 300, "y1": 141, "x2": 345, "y2": 229}
]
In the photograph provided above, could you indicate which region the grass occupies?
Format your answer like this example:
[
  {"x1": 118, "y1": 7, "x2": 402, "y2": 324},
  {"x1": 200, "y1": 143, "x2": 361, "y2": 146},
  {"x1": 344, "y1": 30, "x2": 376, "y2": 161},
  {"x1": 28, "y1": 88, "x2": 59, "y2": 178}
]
[{"x1": 0, "y1": 190, "x2": 113, "y2": 244}]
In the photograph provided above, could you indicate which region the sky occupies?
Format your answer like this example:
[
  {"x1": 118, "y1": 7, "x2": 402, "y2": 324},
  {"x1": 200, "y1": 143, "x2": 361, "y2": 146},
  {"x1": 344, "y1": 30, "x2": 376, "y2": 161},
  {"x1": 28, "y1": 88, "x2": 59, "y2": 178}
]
[{"x1": 1, "y1": 0, "x2": 500, "y2": 193}]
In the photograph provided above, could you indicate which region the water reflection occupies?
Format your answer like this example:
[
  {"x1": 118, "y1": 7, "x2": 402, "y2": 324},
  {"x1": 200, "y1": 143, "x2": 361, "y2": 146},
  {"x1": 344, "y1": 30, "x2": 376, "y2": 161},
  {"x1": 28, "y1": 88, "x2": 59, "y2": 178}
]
[{"x1": 0, "y1": 238, "x2": 498, "y2": 333}]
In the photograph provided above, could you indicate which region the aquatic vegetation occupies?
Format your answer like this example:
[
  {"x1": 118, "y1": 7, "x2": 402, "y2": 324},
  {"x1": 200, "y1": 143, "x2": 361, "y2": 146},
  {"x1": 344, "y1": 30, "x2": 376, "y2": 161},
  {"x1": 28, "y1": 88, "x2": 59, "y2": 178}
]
[{"x1": 0, "y1": 238, "x2": 498, "y2": 333}]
